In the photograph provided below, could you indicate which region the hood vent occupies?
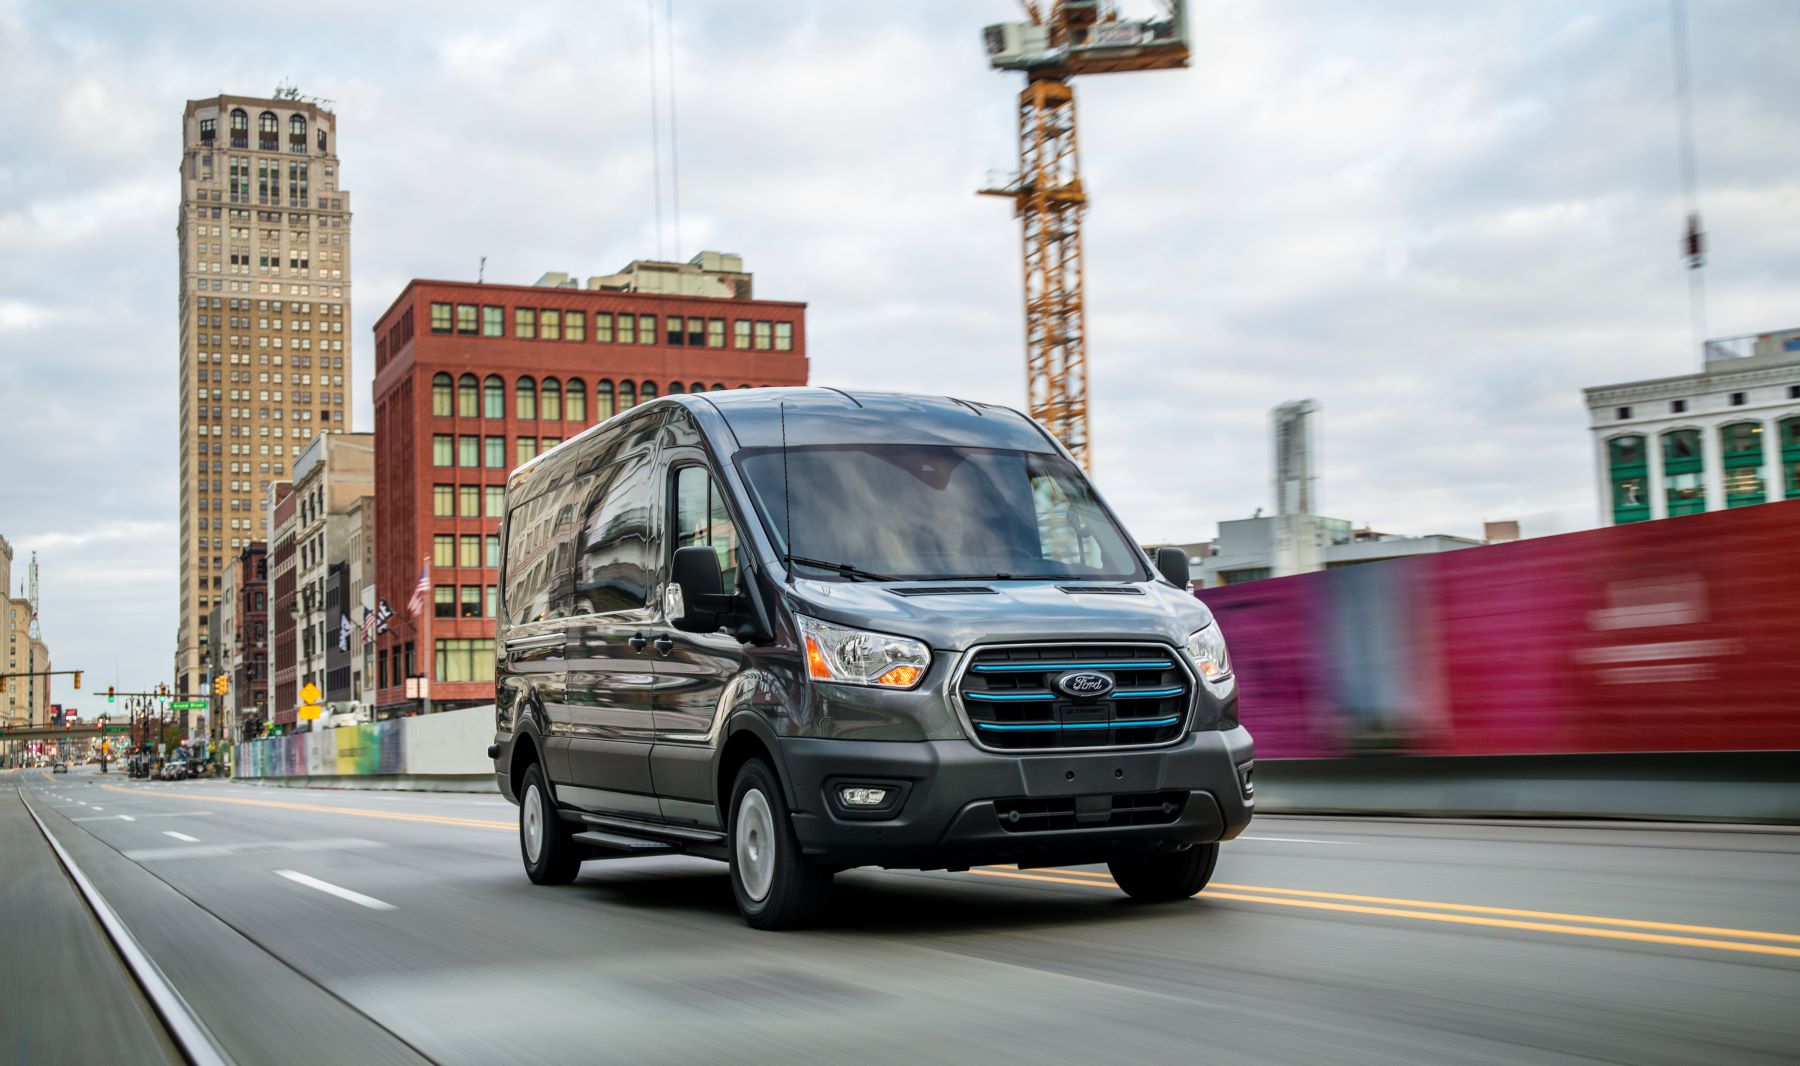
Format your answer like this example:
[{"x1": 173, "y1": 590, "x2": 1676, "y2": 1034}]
[
  {"x1": 1058, "y1": 585, "x2": 1144, "y2": 596},
  {"x1": 891, "y1": 586, "x2": 998, "y2": 597}
]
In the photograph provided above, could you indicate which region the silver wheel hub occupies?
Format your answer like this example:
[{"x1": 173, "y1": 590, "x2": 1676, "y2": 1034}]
[
  {"x1": 523, "y1": 782, "x2": 544, "y2": 864},
  {"x1": 735, "y1": 788, "x2": 776, "y2": 902}
]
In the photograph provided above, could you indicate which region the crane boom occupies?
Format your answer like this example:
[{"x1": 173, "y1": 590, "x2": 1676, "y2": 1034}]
[{"x1": 981, "y1": 1, "x2": 1189, "y2": 471}]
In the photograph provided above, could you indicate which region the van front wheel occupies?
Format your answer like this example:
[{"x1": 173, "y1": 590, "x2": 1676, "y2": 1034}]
[
  {"x1": 728, "y1": 759, "x2": 832, "y2": 930},
  {"x1": 1108, "y1": 843, "x2": 1219, "y2": 901}
]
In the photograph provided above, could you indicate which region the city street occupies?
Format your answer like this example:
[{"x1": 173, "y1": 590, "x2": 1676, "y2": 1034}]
[{"x1": 7, "y1": 766, "x2": 1798, "y2": 1065}]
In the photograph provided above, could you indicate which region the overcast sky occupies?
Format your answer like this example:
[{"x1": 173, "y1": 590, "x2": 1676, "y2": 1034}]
[{"x1": 2, "y1": 0, "x2": 1796, "y2": 709}]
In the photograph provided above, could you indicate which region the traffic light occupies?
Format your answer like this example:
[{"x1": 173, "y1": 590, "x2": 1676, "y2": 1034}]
[
  {"x1": 74, "y1": 671, "x2": 81, "y2": 690},
  {"x1": 213, "y1": 674, "x2": 229, "y2": 696},
  {"x1": 107, "y1": 685, "x2": 115, "y2": 703}
]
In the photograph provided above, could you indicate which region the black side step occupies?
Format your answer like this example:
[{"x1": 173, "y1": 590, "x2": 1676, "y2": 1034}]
[{"x1": 572, "y1": 829, "x2": 678, "y2": 855}]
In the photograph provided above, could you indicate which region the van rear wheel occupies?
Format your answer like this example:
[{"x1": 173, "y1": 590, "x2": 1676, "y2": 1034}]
[
  {"x1": 728, "y1": 758, "x2": 832, "y2": 930},
  {"x1": 519, "y1": 763, "x2": 582, "y2": 885},
  {"x1": 1108, "y1": 843, "x2": 1219, "y2": 901}
]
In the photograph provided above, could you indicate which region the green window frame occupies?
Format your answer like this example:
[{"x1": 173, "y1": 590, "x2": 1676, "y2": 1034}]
[
  {"x1": 431, "y1": 435, "x2": 453, "y2": 467},
  {"x1": 1607, "y1": 435, "x2": 1649, "y2": 524},
  {"x1": 481, "y1": 306, "x2": 503, "y2": 337},
  {"x1": 1662, "y1": 429, "x2": 1705, "y2": 516},
  {"x1": 1782, "y1": 418, "x2": 1800, "y2": 497},
  {"x1": 1720, "y1": 422, "x2": 1765, "y2": 508}
]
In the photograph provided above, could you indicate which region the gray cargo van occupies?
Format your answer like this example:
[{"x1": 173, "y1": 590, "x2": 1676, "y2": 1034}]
[{"x1": 490, "y1": 388, "x2": 1252, "y2": 928}]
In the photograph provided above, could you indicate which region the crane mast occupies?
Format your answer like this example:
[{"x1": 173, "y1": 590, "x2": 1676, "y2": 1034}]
[{"x1": 981, "y1": 0, "x2": 1189, "y2": 471}]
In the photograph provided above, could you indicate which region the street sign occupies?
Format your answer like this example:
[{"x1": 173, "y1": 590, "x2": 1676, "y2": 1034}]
[
  {"x1": 171, "y1": 700, "x2": 208, "y2": 711},
  {"x1": 298, "y1": 704, "x2": 322, "y2": 720},
  {"x1": 103, "y1": 725, "x2": 128, "y2": 734},
  {"x1": 299, "y1": 682, "x2": 322, "y2": 705}
]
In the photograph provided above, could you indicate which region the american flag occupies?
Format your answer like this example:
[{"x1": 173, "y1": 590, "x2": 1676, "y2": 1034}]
[
  {"x1": 407, "y1": 557, "x2": 430, "y2": 617},
  {"x1": 360, "y1": 606, "x2": 377, "y2": 642}
]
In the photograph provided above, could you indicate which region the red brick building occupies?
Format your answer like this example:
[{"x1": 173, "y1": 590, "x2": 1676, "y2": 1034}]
[
  {"x1": 266, "y1": 481, "x2": 297, "y2": 728},
  {"x1": 229, "y1": 543, "x2": 269, "y2": 737},
  {"x1": 370, "y1": 254, "x2": 809, "y2": 716}
]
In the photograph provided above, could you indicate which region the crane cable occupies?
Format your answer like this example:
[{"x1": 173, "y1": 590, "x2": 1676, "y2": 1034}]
[{"x1": 1669, "y1": 0, "x2": 1707, "y2": 362}]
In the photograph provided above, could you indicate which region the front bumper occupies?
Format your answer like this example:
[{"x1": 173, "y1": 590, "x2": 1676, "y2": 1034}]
[{"x1": 778, "y1": 726, "x2": 1254, "y2": 870}]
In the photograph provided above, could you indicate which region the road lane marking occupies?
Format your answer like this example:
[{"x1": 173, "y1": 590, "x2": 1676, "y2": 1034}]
[
  {"x1": 961, "y1": 869, "x2": 1800, "y2": 959},
  {"x1": 164, "y1": 831, "x2": 200, "y2": 842},
  {"x1": 101, "y1": 782, "x2": 511, "y2": 830},
  {"x1": 275, "y1": 870, "x2": 395, "y2": 911},
  {"x1": 1241, "y1": 835, "x2": 1353, "y2": 845},
  {"x1": 90, "y1": 807, "x2": 102, "y2": 811},
  {"x1": 125, "y1": 838, "x2": 383, "y2": 862},
  {"x1": 119, "y1": 815, "x2": 134, "y2": 821}
]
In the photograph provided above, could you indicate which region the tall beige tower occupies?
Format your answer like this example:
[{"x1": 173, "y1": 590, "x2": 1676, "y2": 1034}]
[{"x1": 176, "y1": 92, "x2": 352, "y2": 701}]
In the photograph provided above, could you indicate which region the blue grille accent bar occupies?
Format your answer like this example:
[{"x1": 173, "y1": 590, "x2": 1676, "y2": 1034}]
[
  {"x1": 1111, "y1": 687, "x2": 1185, "y2": 699},
  {"x1": 963, "y1": 691, "x2": 1056, "y2": 702},
  {"x1": 971, "y1": 660, "x2": 1173, "y2": 673},
  {"x1": 977, "y1": 716, "x2": 1182, "y2": 732}
]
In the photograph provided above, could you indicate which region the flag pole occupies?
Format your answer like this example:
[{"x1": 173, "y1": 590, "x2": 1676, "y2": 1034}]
[{"x1": 421, "y1": 554, "x2": 434, "y2": 715}]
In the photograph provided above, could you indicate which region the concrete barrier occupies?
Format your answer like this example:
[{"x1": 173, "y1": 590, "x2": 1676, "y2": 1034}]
[{"x1": 236, "y1": 705, "x2": 498, "y2": 793}]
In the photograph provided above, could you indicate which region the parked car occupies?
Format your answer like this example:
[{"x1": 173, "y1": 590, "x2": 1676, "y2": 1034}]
[
  {"x1": 52, "y1": 762, "x2": 68, "y2": 774},
  {"x1": 490, "y1": 389, "x2": 1253, "y2": 928}
]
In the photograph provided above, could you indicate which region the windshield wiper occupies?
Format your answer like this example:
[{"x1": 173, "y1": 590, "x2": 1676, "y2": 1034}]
[{"x1": 784, "y1": 554, "x2": 897, "y2": 583}]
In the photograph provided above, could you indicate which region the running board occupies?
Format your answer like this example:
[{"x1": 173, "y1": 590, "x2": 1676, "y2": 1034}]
[
  {"x1": 571, "y1": 830, "x2": 678, "y2": 854},
  {"x1": 573, "y1": 812, "x2": 726, "y2": 845}
]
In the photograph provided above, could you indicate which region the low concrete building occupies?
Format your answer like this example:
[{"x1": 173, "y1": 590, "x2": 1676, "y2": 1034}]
[{"x1": 1198, "y1": 514, "x2": 1485, "y2": 588}]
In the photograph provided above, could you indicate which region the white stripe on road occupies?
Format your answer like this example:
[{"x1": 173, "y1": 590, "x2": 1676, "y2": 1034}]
[
  {"x1": 163, "y1": 831, "x2": 200, "y2": 843},
  {"x1": 91, "y1": 807, "x2": 102, "y2": 811},
  {"x1": 119, "y1": 816, "x2": 134, "y2": 821},
  {"x1": 1241, "y1": 835, "x2": 1357, "y2": 846},
  {"x1": 275, "y1": 870, "x2": 395, "y2": 911}
]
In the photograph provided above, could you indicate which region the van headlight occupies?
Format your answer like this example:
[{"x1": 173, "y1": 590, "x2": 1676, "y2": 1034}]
[
  {"x1": 1187, "y1": 623, "x2": 1234, "y2": 695},
  {"x1": 798, "y1": 615, "x2": 930, "y2": 689}
]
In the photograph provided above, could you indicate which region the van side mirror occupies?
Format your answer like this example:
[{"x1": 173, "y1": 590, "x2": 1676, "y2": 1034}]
[
  {"x1": 670, "y1": 546, "x2": 733, "y2": 633},
  {"x1": 1153, "y1": 546, "x2": 1191, "y2": 589}
]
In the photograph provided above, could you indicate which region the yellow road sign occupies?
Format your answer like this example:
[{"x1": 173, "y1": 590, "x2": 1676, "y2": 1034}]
[
  {"x1": 299, "y1": 682, "x2": 322, "y2": 705},
  {"x1": 298, "y1": 705, "x2": 322, "y2": 721}
]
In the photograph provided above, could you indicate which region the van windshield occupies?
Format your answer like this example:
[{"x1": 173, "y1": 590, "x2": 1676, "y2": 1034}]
[{"x1": 737, "y1": 444, "x2": 1146, "y2": 582}]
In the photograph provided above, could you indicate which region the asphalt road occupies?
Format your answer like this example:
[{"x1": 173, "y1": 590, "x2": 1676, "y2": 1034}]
[{"x1": 7, "y1": 764, "x2": 1799, "y2": 1066}]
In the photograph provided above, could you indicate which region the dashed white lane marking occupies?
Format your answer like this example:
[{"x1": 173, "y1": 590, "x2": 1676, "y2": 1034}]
[
  {"x1": 1241, "y1": 835, "x2": 1357, "y2": 845},
  {"x1": 119, "y1": 816, "x2": 135, "y2": 821},
  {"x1": 91, "y1": 807, "x2": 102, "y2": 811},
  {"x1": 163, "y1": 831, "x2": 200, "y2": 843},
  {"x1": 275, "y1": 869, "x2": 396, "y2": 911}
]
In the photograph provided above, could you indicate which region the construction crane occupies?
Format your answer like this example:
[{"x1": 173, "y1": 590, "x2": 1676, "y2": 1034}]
[{"x1": 980, "y1": 0, "x2": 1189, "y2": 471}]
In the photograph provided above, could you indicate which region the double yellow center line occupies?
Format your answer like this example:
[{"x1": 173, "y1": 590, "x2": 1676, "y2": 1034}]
[{"x1": 966, "y1": 867, "x2": 1800, "y2": 959}]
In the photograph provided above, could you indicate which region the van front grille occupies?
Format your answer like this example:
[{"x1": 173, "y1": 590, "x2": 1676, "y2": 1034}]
[{"x1": 957, "y1": 643, "x2": 1191, "y2": 750}]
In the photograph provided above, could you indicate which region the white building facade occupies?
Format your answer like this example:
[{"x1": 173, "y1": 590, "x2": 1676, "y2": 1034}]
[{"x1": 1584, "y1": 328, "x2": 1800, "y2": 526}]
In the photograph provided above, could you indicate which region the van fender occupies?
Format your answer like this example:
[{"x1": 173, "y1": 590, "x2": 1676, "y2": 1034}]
[{"x1": 717, "y1": 712, "x2": 803, "y2": 813}]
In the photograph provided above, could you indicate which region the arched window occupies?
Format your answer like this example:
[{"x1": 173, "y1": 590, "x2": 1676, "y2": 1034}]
[
  {"x1": 289, "y1": 114, "x2": 306, "y2": 148},
  {"x1": 230, "y1": 109, "x2": 248, "y2": 132},
  {"x1": 1662, "y1": 429, "x2": 1703, "y2": 516},
  {"x1": 515, "y1": 376, "x2": 537, "y2": 420},
  {"x1": 1606, "y1": 435, "x2": 1647, "y2": 524},
  {"x1": 710, "y1": 383, "x2": 726, "y2": 392},
  {"x1": 736, "y1": 384, "x2": 752, "y2": 389},
  {"x1": 1720, "y1": 422, "x2": 1765, "y2": 507},
  {"x1": 565, "y1": 378, "x2": 587, "y2": 421},
  {"x1": 483, "y1": 375, "x2": 504, "y2": 419},
  {"x1": 640, "y1": 380, "x2": 657, "y2": 402},
  {"x1": 1782, "y1": 417, "x2": 1800, "y2": 498},
  {"x1": 541, "y1": 377, "x2": 562, "y2": 421},
  {"x1": 596, "y1": 380, "x2": 615, "y2": 420},
  {"x1": 457, "y1": 374, "x2": 479, "y2": 419},
  {"x1": 690, "y1": 382, "x2": 704, "y2": 394},
  {"x1": 668, "y1": 382, "x2": 685, "y2": 395},
  {"x1": 317, "y1": 128, "x2": 327, "y2": 153},
  {"x1": 258, "y1": 110, "x2": 277, "y2": 149},
  {"x1": 431, "y1": 372, "x2": 453, "y2": 417},
  {"x1": 618, "y1": 380, "x2": 636, "y2": 411}
]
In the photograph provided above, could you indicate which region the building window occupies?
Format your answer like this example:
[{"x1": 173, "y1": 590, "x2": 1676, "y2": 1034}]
[
  {"x1": 430, "y1": 372, "x2": 453, "y2": 416},
  {"x1": 429, "y1": 303, "x2": 451, "y2": 333},
  {"x1": 754, "y1": 321, "x2": 772, "y2": 350},
  {"x1": 595, "y1": 313, "x2": 614, "y2": 344},
  {"x1": 486, "y1": 534, "x2": 501, "y2": 567},
  {"x1": 596, "y1": 380, "x2": 615, "y2": 420},
  {"x1": 541, "y1": 377, "x2": 562, "y2": 421},
  {"x1": 707, "y1": 318, "x2": 725, "y2": 349},
  {"x1": 1671, "y1": 399, "x2": 1687, "y2": 414},
  {"x1": 1789, "y1": 386, "x2": 1800, "y2": 400},
  {"x1": 1730, "y1": 392, "x2": 1746, "y2": 407},
  {"x1": 1782, "y1": 417, "x2": 1800, "y2": 496},
  {"x1": 618, "y1": 380, "x2": 636, "y2": 411},
  {"x1": 541, "y1": 309, "x2": 561, "y2": 341},
  {"x1": 617, "y1": 314, "x2": 635, "y2": 345},
  {"x1": 433, "y1": 534, "x2": 455, "y2": 567},
  {"x1": 667, "y1": 316, "x2": 686, "y2": 346},
  {"x1": 457, "y1": 374, "x2": 479, "y2": 418},
  {"x1": 564, "y1": 312, "x2": 585, "y2": 342},
  {"x1": 483, "y1": 375, "x2": 504, "y2": 418},
  {"x1": 455, "y1": 304, "x2": 477, "y2": 335},
  {"x1": 515, "y1": 376, "x2": 537, "y2": 420},
  {"x1": 482, "y1": 306, "x2": 503, "y2": 337},
  {"x1": 460, "y1": 586, "x2": 482, "y2": 619},
  {"x1": 515, "y1": 308, "x2": 536, "y2": 339},
  {"x1": 433, "y1": 484, "x2": 455, "y2": 517},
  {"x1": 1662, "y1": 429, "x2": 1704, "y2": 516},
  {"x1": 541, "y1": 436, "x2": 560, "y2": 452},
  {"x1": 486, "y1": 585, "x2": 498, "y2": 618},
  {"x1": 1721, "y1": 422, "x2": 1765, "y2": 508},
  {"x1": 457, "y1": 435, "x2": 479, "y2": 467},
  {"x1": 775, "y1": 322, "x2": 793, "y2": 351},
  {"x1": 565, "y1": 378, "x2": 587, "y2": 421},
  {"x1": 460, "y1": 535, "x2": 482, "y2": 568},
  {"x1": 485, "y1": 486, "x2": 505, "y2": 517},
  {"x1": 734, "y1": 319, "x2": 750, "y2": 349},
  {"x1": 434, "y1": 586, "x2": 455, "y2": 618},
  {"x1": 669, "y1": 382, "x2": 685, "y2": 394},
  {"x1": 459, "y1": 485, "x2": 481, "y2": 516},
  {"x1": 484, "y1": 436, "x2": 505, "y2": 467},
  {"x1": 1607, "y1": 435, "x2": 1648, "y2": 524},
  {"x1": 432, "y1": 434, "x2": 453, "y2": 466},
  {"x1": 516, "y1": 437, "x2": 537, "y2": 465},
  {"x1": 634, "y1": 315, "x2": 652, "y2": 344},
  {"x1": 1615, "y1": 406, "x2": 1631, "y2": 420},
  {"x1": 434, "y1": 638, "x2": 495, "y2": 683},
  {"x1": 641, "y1": 381, "x2": 658, "y2": 402}
]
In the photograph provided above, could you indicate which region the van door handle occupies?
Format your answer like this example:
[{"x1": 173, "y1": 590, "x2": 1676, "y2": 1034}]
[
  {"x1": 652, "y1": 637, "x2": 674, "y2": 656},
  {"x1": 627, "y1": 634, "x2": 648, "y2": 653}
]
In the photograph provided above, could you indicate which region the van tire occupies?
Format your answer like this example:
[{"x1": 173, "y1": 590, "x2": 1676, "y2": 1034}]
[
  {"x1": 728, "y1": 758, "x2": 832, "y2": 930},
  {"x1": 519, "y1": 763, "x2": 582, "y2": 885},
  {"x1": 1107, "y1": 843, "x2": 1219, "y2": 901}
]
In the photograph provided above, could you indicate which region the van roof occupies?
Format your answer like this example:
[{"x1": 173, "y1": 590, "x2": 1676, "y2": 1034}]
[{"x1": 694, "y1": 387, "x2": 1056, "y2": 453}]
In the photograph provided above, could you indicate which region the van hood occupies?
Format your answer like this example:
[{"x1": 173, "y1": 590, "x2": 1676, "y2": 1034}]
[{"x1": 784, "y1": 578, "x2": 1214, "y2": 653}]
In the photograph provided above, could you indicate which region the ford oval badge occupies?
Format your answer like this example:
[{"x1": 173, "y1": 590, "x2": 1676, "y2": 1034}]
[{"x1": 1055, "y1": 671, "x2": 1115, "y2": 701}]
